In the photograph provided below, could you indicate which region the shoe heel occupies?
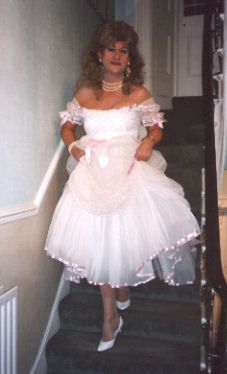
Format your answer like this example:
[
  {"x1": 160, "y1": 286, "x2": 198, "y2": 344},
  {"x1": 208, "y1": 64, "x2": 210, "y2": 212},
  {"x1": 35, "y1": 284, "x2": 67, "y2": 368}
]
[{"x1": 98, "y1": 316, "x2": 123, "y2": 352}]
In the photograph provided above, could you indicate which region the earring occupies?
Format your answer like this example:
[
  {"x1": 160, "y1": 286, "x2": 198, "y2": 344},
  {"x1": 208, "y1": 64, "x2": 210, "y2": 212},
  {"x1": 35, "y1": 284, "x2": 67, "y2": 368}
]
[
  {"x1": 125, "y1": 62, "x2": 131, "y2": 78},
  {"x1": 99, "y1": 58, "x2": 104, "y2": 72}
]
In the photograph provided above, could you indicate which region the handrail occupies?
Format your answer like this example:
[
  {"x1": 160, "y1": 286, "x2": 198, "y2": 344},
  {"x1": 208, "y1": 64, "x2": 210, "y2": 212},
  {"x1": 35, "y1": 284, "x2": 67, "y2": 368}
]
[
  {"x1": 202, "y1": 0, "x2": 227, "y2": 371},
  {"x1": 203, "y1": 0, "x2": 227, "y2": 302}
]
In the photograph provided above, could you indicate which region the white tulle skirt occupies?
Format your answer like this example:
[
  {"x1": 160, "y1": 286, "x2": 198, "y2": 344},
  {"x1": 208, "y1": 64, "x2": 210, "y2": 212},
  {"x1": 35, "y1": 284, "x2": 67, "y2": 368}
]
[{"x1": 45, "y1": 135, "x2": 200, "y2": 287}]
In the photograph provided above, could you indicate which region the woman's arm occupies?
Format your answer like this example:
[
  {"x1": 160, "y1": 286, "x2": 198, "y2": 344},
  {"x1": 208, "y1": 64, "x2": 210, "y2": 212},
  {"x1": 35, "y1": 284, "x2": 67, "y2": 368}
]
[
  {"x1": 60, "y1": 86, "x2": 90, "y2": 160},
  {"x1": 61, "y1": 122, "x2": 85, "y2": 161},
  {"x1": 135, "y1": 125, "x2": 163, "y2": 161},
  {"x1": 132, "y1": 86, "x2": 164, "y2": 161}
]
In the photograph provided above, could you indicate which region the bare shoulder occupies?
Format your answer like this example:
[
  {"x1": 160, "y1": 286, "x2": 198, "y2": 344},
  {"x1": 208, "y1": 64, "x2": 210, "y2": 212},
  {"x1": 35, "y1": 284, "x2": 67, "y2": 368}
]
[
  {"x1": 131, "y1": 85, "x2": 152, "y2": 104},
  {"x1": 74, "y1": 85, "x2": 94, "y2": 106}
]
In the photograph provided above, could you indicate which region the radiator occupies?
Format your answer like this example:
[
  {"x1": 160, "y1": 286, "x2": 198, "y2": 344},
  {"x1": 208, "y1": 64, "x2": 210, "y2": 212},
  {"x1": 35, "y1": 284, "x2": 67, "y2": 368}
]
[{"x1": 0, "y1": 287, "x2": 17, "y2": 374}]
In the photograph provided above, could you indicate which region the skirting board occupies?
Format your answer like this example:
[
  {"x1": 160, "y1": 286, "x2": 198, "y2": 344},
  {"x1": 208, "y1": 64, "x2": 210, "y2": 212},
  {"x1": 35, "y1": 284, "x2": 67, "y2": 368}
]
[{"x1": 30, "y1": 271, "x2": 70, "y2": 374}]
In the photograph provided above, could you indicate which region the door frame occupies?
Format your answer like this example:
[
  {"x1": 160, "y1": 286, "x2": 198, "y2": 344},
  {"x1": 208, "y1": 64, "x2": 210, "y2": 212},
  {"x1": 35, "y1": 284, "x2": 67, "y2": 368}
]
[
  {"x1": 134, "y1": 0, "x2": 180, "y2": 105},
  {"x1": 173, "y1": 0, "x2": 180, "y2": 97},
  {"x1": 134, "y1": 0, "x2": 153, "y2": 91}
]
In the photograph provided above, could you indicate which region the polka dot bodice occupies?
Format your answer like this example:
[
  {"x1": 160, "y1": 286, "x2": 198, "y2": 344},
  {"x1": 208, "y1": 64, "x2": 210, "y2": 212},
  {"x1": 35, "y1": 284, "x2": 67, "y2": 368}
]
[
  {"x1": 81, "y1": 106, "x2": 142, "y2": 140},
  {"x1": 60, "y1": 98, "x2": 165, "y2": 140}
]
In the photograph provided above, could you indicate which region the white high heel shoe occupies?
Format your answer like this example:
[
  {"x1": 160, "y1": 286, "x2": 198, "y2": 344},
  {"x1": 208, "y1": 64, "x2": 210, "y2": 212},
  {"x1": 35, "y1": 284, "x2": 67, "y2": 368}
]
[
  {"x1": 116, "y1": 299, "x2": 130, "y2": 310},
  {"x1": 97, "y1": 316, "x2": 124, "y2": 352}
]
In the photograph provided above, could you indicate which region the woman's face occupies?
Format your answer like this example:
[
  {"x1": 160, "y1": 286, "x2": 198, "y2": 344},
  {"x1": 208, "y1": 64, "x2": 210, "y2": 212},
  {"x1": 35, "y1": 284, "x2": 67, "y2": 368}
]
[{"x1": 98, "y1": 40, "x2": 130, "y2": 79}]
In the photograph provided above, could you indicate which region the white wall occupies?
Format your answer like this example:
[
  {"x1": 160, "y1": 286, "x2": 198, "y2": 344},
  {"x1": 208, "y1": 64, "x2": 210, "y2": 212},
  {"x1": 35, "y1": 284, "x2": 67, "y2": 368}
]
[
  {"x1": 0, "y1": 1, "x2": 101, "y2": 373},
  {"x1": 0, "y1": 0, "x2": 99, "y2": 212}
]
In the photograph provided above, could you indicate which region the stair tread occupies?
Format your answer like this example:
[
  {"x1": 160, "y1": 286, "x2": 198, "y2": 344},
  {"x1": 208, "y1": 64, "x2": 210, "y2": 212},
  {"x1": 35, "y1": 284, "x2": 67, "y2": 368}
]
[
  {"x1": 61, "y1": 292, "x2": 200, "y2": 314},
  {"x1": 71, "y1": 278, "x2": 200, "y2": 303},
  {"x1": 46, "y1": 329, "x2": 200, "y2": 374},
  {"x1": 165, "y1": 168, "x2": 203, "y2": 193},
  {"x1": 59, "y1": 293, "x2": 200, "y2": 343},
  {"x1": 157, "y1": 143, "x2": 204, "y2": 168}
]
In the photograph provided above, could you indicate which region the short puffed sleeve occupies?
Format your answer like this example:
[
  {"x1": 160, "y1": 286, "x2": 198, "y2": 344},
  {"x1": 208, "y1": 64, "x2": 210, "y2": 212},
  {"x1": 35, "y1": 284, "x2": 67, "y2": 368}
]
[
  {"x1": 137, "y1": 98, "x2": 166, "y2": 128},
  {"x1": 59, "y1": 98, "x2": 83, "y2": 126}
]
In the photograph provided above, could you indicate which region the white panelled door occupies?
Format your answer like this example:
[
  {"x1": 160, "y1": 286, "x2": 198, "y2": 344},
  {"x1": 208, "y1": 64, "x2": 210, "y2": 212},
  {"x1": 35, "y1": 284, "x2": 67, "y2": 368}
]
[
  {"x1": 177, "y1": 0, "x2": 203, "y2": 96},
  {"x1": 152, "y1": 0, "x2": 175, "y2": 109}
]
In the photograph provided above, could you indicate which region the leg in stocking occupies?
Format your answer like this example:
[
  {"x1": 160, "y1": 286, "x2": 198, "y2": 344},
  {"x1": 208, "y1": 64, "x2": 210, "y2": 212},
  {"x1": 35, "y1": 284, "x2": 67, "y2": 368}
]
[
  {"x1": 100, "y1": 284, "x2": 120, "y2": 341},
  {"x1": 116, "y1": 286, "x2": 129, "y2": 302}
]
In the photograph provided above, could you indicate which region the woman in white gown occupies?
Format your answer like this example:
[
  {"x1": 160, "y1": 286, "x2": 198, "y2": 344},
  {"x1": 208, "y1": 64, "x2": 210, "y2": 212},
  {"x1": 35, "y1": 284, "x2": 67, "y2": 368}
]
[{"x1": 45, "y1": 21, "x2": 200, "y2": 352}]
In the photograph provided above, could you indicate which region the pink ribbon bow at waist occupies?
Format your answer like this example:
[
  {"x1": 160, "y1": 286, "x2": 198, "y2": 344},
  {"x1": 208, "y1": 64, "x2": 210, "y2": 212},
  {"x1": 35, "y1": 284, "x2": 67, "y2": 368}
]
[
  {"x1": 81, "y1": 137, "x2": 136, "y2": 174},
  {"x1": 84, "y1": 139, "x2": 109, "y2": 169}
]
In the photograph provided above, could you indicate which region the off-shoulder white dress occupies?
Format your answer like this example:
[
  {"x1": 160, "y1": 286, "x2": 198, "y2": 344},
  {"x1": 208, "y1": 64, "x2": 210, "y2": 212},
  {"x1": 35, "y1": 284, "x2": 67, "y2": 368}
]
[{"x1": 45, "y1": 98, "x2": 200, "y2": 287}]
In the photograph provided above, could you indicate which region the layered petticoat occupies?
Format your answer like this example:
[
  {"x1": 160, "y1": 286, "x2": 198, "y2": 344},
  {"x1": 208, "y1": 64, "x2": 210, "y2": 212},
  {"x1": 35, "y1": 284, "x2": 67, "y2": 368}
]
[{"x1": 45, "y1": 135, "x2": 200, "y2": 287}]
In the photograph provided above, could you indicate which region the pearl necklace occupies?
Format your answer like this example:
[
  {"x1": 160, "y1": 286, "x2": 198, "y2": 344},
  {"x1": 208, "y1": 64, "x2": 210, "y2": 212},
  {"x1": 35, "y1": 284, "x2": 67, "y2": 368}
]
[{"x1": 102, "y1": 80, "x2": 123, "y2": 92}]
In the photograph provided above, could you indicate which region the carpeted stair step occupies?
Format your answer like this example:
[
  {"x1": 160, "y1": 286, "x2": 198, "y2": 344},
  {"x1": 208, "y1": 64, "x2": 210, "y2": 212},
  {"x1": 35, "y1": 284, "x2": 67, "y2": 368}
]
[
  {"x1": 71, "y1": 278, "x2": 200, "y2": 304},
  {"x1": 171, "y1": 96, "x2": 204, "y2": 123},
  {"x1": 165, "y1": 165, "x2": 202, "y2": 213},
  {"x1": 59, "y1": 293, "x2": 200, "y2": 344},
  {"x1": 166, "y1": 96, "x2": 204, "y2": 145},
  {"x1": 46, "y1": 329, "x2": 200, "y2": 374},
  {"x1": 157, "y1": 144, "x2": 204, "y2": 169},
  {"x1": 156, "y1": 143, "x2": 203, "y2": 218},
  {"x1": 165, "y1": 165, "x2": 202, "y2": 187}
]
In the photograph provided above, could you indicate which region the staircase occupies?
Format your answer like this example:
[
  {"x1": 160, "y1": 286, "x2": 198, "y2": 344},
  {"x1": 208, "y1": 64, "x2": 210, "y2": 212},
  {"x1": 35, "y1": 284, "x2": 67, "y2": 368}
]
[{"x1": 46, "y1": 97, "x2": 204, "y2": 373}]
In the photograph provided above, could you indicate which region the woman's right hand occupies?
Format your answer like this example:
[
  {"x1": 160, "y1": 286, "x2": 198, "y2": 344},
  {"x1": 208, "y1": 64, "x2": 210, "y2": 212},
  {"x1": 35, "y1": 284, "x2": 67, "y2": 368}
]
[
  {"x1": 70, "y1": 145, "x2": 85, "y2": 161},
  {"x1": 61, "y1": 122, "x2": 85, "y2": 161}
]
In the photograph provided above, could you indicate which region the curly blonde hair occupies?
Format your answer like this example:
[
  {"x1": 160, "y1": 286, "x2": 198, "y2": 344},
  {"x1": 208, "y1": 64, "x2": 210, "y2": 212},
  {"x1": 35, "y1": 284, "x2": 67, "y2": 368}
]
[{"x1": 80, "y1": 21, "x2": 145, "y2": 96}]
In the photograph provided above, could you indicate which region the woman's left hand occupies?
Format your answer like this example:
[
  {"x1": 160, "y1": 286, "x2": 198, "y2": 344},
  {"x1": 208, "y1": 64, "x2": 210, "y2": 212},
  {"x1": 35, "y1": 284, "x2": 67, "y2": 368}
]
[{"x1": 135, "y1": 137, "x2": 154, "y2": 161}]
